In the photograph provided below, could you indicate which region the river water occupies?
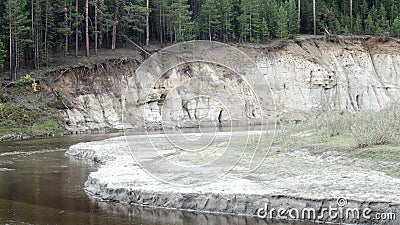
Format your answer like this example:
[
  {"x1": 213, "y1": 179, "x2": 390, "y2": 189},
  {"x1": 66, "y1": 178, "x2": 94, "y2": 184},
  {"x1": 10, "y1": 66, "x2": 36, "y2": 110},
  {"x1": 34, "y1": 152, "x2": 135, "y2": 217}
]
[{"x1": 0, "y1": 133, "x2": 312, "y2": 225}]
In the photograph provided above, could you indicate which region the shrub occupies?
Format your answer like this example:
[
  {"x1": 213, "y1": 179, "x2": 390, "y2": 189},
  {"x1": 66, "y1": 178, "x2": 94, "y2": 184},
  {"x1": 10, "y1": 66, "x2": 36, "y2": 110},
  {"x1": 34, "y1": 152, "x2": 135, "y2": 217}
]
[
  {"x1": 351, "y1": 103, "x2": 400, "y2": 147},
  {"x1": 310, "y1": 110, "x2": 353, "y2": 138}
]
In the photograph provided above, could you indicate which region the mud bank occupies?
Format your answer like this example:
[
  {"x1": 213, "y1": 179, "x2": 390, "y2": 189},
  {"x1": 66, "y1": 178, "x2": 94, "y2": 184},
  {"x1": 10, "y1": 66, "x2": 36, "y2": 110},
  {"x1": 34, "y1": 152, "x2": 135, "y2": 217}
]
[{"x1": 66, "y1": 132, "x2": 399, "y2": 225}]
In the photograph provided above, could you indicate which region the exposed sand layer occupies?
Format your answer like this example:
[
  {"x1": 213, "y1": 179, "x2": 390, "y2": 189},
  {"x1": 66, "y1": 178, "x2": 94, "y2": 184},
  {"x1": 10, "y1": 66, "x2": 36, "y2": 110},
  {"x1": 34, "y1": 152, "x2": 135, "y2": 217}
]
[{"x1": 66, "y1": 131, "x2": 399, "y2": 225}]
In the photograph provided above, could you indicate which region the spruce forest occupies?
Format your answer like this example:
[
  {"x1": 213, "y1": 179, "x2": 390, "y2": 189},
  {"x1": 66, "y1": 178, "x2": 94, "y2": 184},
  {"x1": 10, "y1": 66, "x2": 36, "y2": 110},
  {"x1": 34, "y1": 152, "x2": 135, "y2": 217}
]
[{"x1": 1, "y1": 0, "x2": 400, "y2": 80}]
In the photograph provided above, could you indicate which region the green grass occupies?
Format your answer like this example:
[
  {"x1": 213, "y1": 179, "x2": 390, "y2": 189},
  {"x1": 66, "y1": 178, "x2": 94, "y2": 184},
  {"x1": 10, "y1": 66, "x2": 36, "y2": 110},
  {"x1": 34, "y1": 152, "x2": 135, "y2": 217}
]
[
  {"x1": 0, "y1": 120, "x2": 64, "y2": 137},
  {"x1": 272, "y1": 104, "x2": 400, "y2": 175},
  {"x1": 0, "y1": 83, "x2": 65, "y2": 138},
  {"x1": 352, "y1": 145, "x2": 400, "y2": 162}
]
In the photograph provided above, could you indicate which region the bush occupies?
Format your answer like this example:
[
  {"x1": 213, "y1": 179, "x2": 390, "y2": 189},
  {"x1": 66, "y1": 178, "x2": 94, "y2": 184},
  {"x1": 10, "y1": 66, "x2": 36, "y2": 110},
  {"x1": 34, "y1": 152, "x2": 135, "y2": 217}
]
[
  {"x1": 280, "y1": 102, "x2": 400, "y2": 149},
  {"x1": 310, "y1": 110, "x2": 353, "y2": 138},
  {"x1": 351, "y1": 104, "x2": 400, "y2": 147}
]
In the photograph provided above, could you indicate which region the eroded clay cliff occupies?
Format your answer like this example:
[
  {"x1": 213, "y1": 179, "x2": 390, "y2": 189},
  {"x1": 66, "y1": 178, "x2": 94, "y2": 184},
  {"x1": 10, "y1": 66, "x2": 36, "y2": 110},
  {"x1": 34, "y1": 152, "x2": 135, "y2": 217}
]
[{"x1": 47, "y1": 37, "x2": 400, "y2": 132}]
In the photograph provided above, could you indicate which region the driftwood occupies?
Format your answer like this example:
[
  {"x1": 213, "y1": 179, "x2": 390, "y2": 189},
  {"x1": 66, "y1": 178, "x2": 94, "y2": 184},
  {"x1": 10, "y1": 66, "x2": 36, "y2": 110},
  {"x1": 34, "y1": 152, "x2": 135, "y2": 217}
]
[{"x1": 121, "y1": 34, "x2": 151, "y2": 58}]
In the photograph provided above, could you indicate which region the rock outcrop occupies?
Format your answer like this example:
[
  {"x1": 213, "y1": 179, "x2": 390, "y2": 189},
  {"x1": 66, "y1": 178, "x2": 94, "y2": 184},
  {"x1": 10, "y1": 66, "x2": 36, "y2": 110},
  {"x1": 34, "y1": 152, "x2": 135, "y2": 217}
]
[{"x1": 253, "y1": 37, "x2": 400, "y2": 120}]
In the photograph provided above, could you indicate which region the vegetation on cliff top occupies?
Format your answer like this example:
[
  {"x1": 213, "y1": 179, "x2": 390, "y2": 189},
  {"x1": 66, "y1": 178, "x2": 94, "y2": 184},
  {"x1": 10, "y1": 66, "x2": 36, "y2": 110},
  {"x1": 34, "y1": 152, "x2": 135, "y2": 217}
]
[{"x1": 1, "y1": 0, "x2": 400, "y2": 80}]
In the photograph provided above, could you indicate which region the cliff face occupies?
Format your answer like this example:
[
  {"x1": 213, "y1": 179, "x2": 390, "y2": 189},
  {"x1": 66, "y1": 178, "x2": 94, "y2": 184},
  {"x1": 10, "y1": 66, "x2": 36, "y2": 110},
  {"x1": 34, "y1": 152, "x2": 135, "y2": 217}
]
[
  {"x1": 254, "y1": 37, "x2": 400, "y2": 120},
  {"x1": 51, "y1": 38, "x2": 400, "y2": 132}
]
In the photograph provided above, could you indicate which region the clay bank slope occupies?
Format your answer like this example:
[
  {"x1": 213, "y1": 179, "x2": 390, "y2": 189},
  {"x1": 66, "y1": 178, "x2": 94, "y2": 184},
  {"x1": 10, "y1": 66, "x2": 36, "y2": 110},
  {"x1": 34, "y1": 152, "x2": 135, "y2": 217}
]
[
  {"x1": 66, "y1": 132, "x2": 400, "y2": 225},
  {"x1": 50, "y1": 37, "x2": 400, "y2": 132}
]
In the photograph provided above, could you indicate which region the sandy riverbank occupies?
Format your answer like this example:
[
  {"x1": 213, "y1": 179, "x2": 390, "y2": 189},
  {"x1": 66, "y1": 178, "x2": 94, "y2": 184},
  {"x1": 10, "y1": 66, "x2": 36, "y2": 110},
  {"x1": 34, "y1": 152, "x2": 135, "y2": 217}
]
[{"x1": 66, "y1": 131, "x2": 400, "y2": 224}]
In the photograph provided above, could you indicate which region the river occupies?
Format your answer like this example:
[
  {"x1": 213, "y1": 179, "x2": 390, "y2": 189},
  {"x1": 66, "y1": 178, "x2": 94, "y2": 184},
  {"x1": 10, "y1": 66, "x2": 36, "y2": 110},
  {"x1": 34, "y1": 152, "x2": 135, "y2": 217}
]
[{"x1": 0, "y1": 133, "x2": 313, "y2": 225}]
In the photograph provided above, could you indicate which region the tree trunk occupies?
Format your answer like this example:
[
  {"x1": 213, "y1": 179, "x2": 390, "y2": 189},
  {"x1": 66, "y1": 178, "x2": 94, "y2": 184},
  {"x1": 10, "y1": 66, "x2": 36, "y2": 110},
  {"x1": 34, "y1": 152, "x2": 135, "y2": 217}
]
[
  {"x1": 94, "y1": 0, "x2": 98, "y2": 54},
  {"x1": 298, "y1": 0, "x2": 301, "y2": 33},
  {"x1": 350, "y1": 0, "x2": 353, "y2": 33},
  {"x1": 85, "y1": 0, "x2": 89, "y2": 57},
  {"x1": 9, "y1": 5, "x2": 13, "y2": 80},
  {"x1": 111, "y1": 0, "x2": 119, "y2": 50},
  {"x1": 36, "y1": 0, "x2": 40, "y2": 69},
  {"x1": 45, "y1": 0, "x2": 49, "y2": 65},
  {"x1": 159, "y1": 5, "x2": 163, "y2": 44},
  {"x1": 146, "y1": 0, "x2": 150, "y2": 46},
  {"x1": 75, "y1": 0, "x2": 79, "y2": 57},
  {"x1": 31, "y1": 0, "x2": 36, "y2": 69},
  {"x1": 208, "y1": 15, "x2": 211, "y2": 41},
  {"x1": 313, "y1": 0, "x2": 316, "y2": 35},
  {"x1": 64, "y1": 8, "x2": 69, "y2": 54},
  {"x1": 249, "y1": 6, "x2": 252, "y2": 42}
]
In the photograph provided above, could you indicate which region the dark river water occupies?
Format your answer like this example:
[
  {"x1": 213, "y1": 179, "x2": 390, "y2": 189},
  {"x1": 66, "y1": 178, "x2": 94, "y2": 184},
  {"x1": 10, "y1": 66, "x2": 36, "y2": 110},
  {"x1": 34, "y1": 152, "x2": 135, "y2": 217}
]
[{"x1": 0, "y1": 133, "x2": 313, "y2": 225}]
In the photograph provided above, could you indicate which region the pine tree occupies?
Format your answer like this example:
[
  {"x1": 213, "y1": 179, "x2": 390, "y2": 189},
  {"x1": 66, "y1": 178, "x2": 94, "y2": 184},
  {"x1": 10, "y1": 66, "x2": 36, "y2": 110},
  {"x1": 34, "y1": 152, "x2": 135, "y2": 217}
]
[
  {"x1": 5, "y1": 0, "x2": 32, "y2": 79},
  {"x1": 71, "y1": 0, "x2": 83, "y2": 56},
  {"x1": 250, "y1": 0, "x2": 262, "y2": 43},
  {"x1": 391, "y1": 16, "x2": 400, "y2": 37},
  {"x1": 122, "y1": 0, "x2": 147, "y2": 33},
  {"x1": 0, "y1": 41, "x2": 4, "y2": 72},
  {"x1": 220, "y1": 0, "x2": 234, "y2": 42},
  {"x1": 0, "y1": 17, "x2": 6, "y2": 72},
  {"x1": 365, "y1": 13, "x2": 375, "y2": 34},
  {"x1": 354, "y1": 13, "x2": 363, "y2": 34},
  {"x1": 260, "y1": 17, "x2": 270, "y2": 42},
  {"x1": 238, "y1": 0, "x2": 249, "y2": 41},
  {"x1": 286, "y1": 0, "x2": 298, "y2": 38},
  {"x1": 239, "y1": 0, "x2": 262, "y2": 42},
  {"x1": 277, "y1": 5, "x2": 289, "y2": 39},
  {"x1": 198, "y1": 0, "x2": 221, "y2": 41},
  {"x1": 146, "y1": 0, "x2": 150, "y2": 46},
  {"x1": 167, "y1": 0, "x2": 194, "y2": 42},
  {"x1": 111, "y1": 0, "x2": 119, "y2": 49},
  {"x1": 376, "y1": 3, "x2": 387, "y2": 34},
  {"x1": 262, "y1": 0, "x2": 279, "y2": 38},
  {"x1": 96, "y1": 0, "x2": 113, "y2": 49},
  {"x1": 54, "y1": 0, "x2": 72, "y2": 54},
  {"x1": 85, "y1": 0, "x2": 89, "y2": 56},
  {"x1": 313, "y1": 0, "x2": 316, "y2": 34},
  {"x1": 350, "y1": 0, "x2": 353, "y2": 32}
]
